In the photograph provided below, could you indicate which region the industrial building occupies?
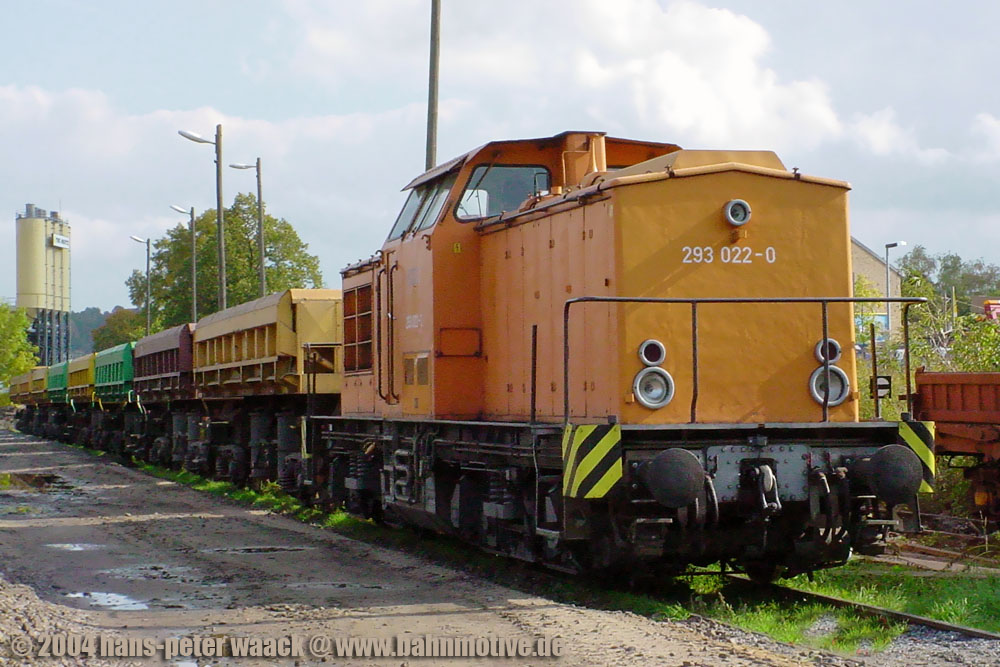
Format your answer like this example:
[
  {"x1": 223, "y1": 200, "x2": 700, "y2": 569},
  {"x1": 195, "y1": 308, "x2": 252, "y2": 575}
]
[{"x1": 16, "y1": 203, "x2": 70, "y2": 365}]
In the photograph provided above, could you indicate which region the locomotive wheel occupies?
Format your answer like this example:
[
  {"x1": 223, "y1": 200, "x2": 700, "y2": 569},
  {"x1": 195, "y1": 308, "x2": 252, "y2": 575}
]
[{"x1": 742, "y1": 561, "x2": 782, "y2": 584}]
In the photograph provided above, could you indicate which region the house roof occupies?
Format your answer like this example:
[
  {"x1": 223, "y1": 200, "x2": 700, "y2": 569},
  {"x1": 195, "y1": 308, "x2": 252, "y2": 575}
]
[{"x1": 851, "y1": 237, "x2": 903, "y2": 278}]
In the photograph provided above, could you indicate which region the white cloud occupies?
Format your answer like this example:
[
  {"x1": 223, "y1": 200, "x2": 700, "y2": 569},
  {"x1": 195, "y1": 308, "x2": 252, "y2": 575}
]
[
  {"x1": 849, "y1": 108, "x2": 949, "y2": 165},
  {"x1": 5, "y1": 0, "x2": 999, "y2": 312},
  {"x1": 0, "y1": 85, "x2": 426, "y2": 310},
  {"x1": 971, "y1": 112, "x2": 1000, "y2": 160},
  {"x1": 280, "y1": 0, "x2": 845, "y2": 152},
  {"x1": 282, "y1": 0, "x2": 427, "y2": 87}
]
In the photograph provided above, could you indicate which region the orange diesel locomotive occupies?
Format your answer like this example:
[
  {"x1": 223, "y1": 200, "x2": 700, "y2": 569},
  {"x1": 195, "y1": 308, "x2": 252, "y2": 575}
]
[
  {"x1": 11, "y1": 131, "x2": 933, "y2": 580},
  {"x1": 312, "y1": 131, "x2": 933, "y2": 580}
]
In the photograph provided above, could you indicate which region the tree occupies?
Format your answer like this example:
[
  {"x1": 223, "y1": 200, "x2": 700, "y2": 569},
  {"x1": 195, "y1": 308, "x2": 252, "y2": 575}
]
[
  {"x1": 853, "y1": 274, "x2": 882, "y2": 343},
  {"x1": 950, "y1": 317, "x2": 1000, "y2": 371},
  {"x1": 125, "y1": 193, "x2": 323, "y2": 330},
  {"x1": 900, "y1": 271, "x2": 953, "y2": 362},
  {"x1": 70, "y1": 307, "x2": 109, "y2": 357},
  {"x1": 0, "y1": 305, "x2": 38, "y2": 390},
  {"x1": 91, "y1": 307, "x2": 145, "y2": 351},
  {"x1": 897, "y1": 245, "x2": 936, "y2": 283},
  {"x1": 898, "y1": 245, "x2": 1000, "y2": 316}
]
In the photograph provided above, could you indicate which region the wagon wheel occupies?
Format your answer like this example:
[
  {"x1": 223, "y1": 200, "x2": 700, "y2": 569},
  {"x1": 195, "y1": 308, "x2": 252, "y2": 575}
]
[{"x1": 742, "y1": 561, "x2": 782, "y2": 584}]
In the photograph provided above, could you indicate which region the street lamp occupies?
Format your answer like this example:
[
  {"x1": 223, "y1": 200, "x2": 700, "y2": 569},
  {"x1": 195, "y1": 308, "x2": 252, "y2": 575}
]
[
  {"x1": 229, "y1": 158, "x2": 266, "y2": 297},
  {"x1": 130, "y1": 235, "x2": 151, "y2": 336},
  {"x1": 885, "y1": 241, "x2": 907, "y2": 334},
  {"x1": 179, "y1": 124, "x2": 227, "y2": 310},
  {"x1": 171, "y1": 205, "x2": 197, "y2": 322}
]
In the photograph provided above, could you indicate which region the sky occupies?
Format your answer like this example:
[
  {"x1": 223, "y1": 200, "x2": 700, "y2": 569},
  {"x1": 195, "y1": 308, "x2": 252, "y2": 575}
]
[{"x1": 3, "y1": 0, "x2": 1000, "y2": 311}]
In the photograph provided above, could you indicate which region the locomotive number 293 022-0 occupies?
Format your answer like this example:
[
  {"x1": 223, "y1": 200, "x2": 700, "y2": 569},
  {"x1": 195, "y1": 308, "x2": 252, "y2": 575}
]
[{"x1": 681, "y1": 245, "x2": 776, "y2": 264}]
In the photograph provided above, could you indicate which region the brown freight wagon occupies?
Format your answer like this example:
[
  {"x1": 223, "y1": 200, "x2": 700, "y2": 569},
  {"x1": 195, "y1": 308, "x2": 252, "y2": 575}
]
[{"x1": 914, "y1": 369, "x2": 1000, "y2": 516}]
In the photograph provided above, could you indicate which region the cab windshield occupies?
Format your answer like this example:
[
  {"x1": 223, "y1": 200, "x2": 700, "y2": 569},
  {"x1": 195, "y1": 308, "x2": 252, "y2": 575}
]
[{"x1": 387, "y1": 173, "x2": 458, "y2": 241}]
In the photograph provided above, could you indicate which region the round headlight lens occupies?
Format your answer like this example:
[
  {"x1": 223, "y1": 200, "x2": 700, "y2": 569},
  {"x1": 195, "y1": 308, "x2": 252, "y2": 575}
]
[
  {"x1": 638, "y1": 339, "x2": 666, "y2": 366},
  {"x1": 808, "y1": 365, "x2": 850, "y2": 407},
  {"x1": 724, "y1": 199, "x2": 751, "y2": 226},
  {"x1": 633, "y1": 367, "x2": 675, "y2": 409},
  {"x1": 814, "y1": 338, "x2": 843, "y2": 364}
]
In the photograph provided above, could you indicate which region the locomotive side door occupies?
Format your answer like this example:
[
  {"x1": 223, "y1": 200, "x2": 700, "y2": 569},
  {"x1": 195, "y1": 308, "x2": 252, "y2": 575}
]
[{"x1": 376, "y1": 172, "x2": 458, "y2": 417}]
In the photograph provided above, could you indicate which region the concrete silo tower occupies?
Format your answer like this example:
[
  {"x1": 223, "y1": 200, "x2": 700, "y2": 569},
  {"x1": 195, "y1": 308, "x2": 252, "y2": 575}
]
[{"x1": 16, "y1": 203, "x2": 71, "y2": 365}]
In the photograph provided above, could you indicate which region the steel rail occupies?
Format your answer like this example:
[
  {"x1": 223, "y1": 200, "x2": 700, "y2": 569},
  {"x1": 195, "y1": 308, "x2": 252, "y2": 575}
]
[{"x1": 735, "y1": 577, "x2": 1000, "y2": 641}]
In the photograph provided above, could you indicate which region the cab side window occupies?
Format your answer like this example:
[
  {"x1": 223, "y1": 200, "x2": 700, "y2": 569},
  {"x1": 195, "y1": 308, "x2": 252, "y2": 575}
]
[{"x1": 456, "y1": 165, "x2": 550, "y2": 221}]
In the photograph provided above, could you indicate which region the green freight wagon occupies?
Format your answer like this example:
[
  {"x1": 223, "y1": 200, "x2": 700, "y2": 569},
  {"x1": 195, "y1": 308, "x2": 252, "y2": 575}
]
[
  {"x1": 47, "y1": 361, "x2": 69, "y2": 404},
  {"x1": 95, "y1": 342, "x2": 135, "y2": 404}
]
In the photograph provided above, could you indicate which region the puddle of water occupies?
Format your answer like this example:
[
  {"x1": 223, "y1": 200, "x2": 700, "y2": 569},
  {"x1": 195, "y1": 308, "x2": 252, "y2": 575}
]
[
  {"x1": 149, "y1": 589, "x2": 231, "y2": 610},
  {"x1": 202, "y1": 545, "x2": 315, "y2": 554},
  {"x1": 101, "y1": 564, "x2": 194, "y2": 581},
  {"x1": 46, "y1": 543, "x2": 104, "y2": 551},
  {"x1": 0, "y1": 473, "x2": 72, "y2": 491},
  {"x1": 288, "y1": 581, "x2": 383, "y2": 590},
  {"x1": 66, "y1": 592, "x2": 149, "y2": 610}
]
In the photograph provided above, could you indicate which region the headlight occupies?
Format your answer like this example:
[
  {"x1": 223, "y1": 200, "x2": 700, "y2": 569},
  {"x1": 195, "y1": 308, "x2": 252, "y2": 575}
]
[
  {"x1": 633, "y1": 367, "x2": 675, "y2": 409},
  {"x1": 808, "y1": 365, "x2": 850, "y2": 407},
  {"x1": 638, "y1": 339, "x2": 666, "y2": 366},
  {"x1": 814, "y1": 338, "x2": 842, "y2": 363}
]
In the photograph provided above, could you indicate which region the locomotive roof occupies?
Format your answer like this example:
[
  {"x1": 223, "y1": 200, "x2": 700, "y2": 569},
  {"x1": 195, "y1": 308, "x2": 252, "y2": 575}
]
[{"x1": 403, "y1": 131, "x2": 681, "y2": 191}]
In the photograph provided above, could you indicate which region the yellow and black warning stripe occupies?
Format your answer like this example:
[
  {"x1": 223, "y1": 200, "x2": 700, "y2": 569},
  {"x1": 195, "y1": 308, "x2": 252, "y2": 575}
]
[
  {"x1": 898, "y1": 420, "x2": 935, "y2": 493},
  {"x1": 561, "y1": 424, "x2": 623, "y2": 499}
]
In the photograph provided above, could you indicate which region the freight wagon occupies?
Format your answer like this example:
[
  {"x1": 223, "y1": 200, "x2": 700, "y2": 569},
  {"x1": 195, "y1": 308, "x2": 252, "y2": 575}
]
[{"x1": 915, "y1": 369, "x2": 1000, "y2": 518}]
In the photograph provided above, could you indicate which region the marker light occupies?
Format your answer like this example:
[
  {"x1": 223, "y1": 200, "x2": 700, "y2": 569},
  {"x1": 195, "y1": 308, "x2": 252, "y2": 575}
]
[
  {"x1": 638, "y1": 339, "x2": 666, "y2": 366},
  {"x1": 814, "y1": 338, "x2": 842, "y2": 364},
  {"x1": 724, "y1": 199, "x2": 751, "y2": 226}
]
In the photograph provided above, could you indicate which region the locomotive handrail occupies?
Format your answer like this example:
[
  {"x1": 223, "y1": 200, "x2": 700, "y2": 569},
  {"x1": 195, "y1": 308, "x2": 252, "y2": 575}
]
[
  {"x1": 562, "y1": 296, "x2": 928, "y2": 426},
  {"x1": 388, "y1": 261, "x2": 400, "y2": 402},
  {"x1": 375, "y1": 265, "x2": 387, "y2": 402}
]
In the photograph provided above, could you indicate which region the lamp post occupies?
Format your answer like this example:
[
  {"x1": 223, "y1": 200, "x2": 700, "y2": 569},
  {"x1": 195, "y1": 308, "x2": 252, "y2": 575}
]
[
  {"x1": 130, "y1": 235, "x2": 151, "y2": 336},
  {"x1": 884, "y1": 240, "x2": 907, "y2": 335},
  {"x1": 229, "y1": 158, "x2": 266, "y2": 297},
  {"x1": 179, "y1": 124, "x2": 226, "y2": 310},
  {"x1": 171, "y1": 205, "x2": 197, "y2": 322}
]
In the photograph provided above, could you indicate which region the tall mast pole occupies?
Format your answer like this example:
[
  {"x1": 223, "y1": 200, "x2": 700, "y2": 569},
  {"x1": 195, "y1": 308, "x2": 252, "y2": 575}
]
[{"x1": 425, "y1": 0, "x2": 441, "y2": 171}]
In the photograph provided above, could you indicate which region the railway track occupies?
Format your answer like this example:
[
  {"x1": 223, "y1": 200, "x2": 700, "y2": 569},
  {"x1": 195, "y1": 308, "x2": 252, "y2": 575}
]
[
  {"x1": 21, "y1": 430, "x2": 1000, "y2": 650},
  {"x1": 730, "y1": 576, "x2": 1000, "y2": 641}
]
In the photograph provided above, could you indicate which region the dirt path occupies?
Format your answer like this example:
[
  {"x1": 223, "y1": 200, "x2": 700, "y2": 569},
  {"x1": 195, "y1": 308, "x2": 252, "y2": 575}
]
[{"x1": 0, "y1": 430, "x2": 853, "y2": 666}]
